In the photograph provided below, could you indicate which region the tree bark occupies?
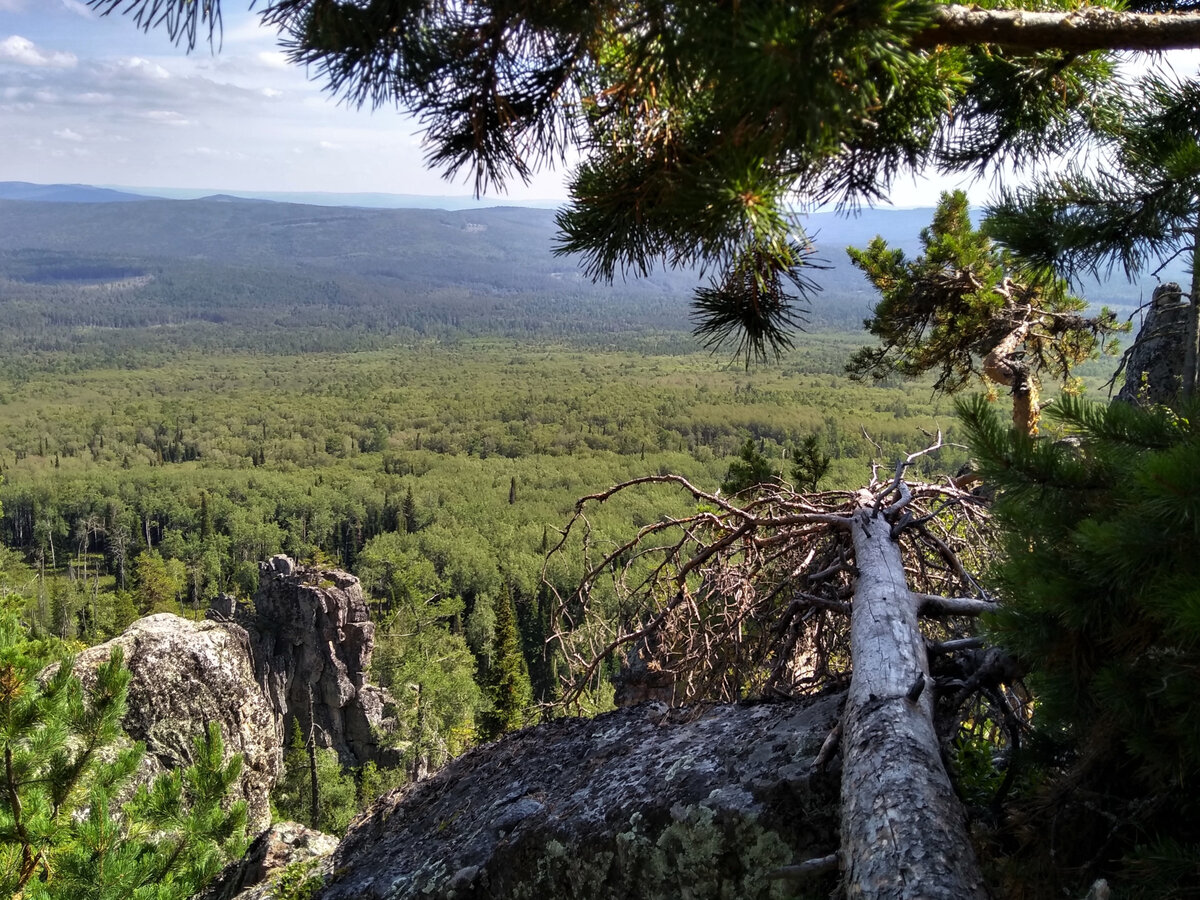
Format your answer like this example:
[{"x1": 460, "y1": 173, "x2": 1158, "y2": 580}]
[
  {"x1": 916, "y1": 5, "x2": 1200, "y2": 53},
  {"x1": 841, "y1": 502, "x2": 987, "y2": 900},
  {"x1": 982, "y1": 318, "x2": 1039, "y2": 435}
]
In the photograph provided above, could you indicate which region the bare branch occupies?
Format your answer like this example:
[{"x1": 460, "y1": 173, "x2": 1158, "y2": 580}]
[
  {"x1": 917, "y1": 5, "x2": 1200, "y2": 54},
  {"x1": 916, "y1": 594, "x2": 998, "y2": 617},
  {"x1": 547, "y1": 464, "x2": 996, "y2": 709}
]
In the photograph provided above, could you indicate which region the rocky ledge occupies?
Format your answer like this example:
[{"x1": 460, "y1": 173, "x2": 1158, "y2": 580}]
[{"x1": 312, "y1": 694, "x2": 844, "y2": 900}]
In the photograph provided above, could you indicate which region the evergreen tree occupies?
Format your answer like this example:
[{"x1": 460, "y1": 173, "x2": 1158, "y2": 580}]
[
  {"x1": 401, "y1": 486, "x2": 417, "y2": 535},
  {"x1": 959, "y1": 393, "x2": 1200, "y2": 893},
  {"x1": 0, "y1": 612, "x2": 247, "y2": 900},
  {"x1": 720, "y1": 439, "x2": 778, "y2": 496},
  {"x1": 480, "y1": 588, "x2": 533, "y2": 740},
  {"x1": 791, "y1": 433, "x2": 832, "y2": 493},
  {"x1": 989, "y1": 73, "x2": 1200, "y2": 397},
  {"x1": 849, "y1": 192, "x2": 1121, "y2": 433},
  {"x1": 273, "y1": 719, "x2": 358, "y2": 837}
]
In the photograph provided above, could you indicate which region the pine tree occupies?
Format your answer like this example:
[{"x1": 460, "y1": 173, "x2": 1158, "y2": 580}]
[
  {"x1": 720, "y1": 439, "x2": 778, "y2": 496},
  {"x1": 401, "y1": 486, "x2": 417, "y2": 535},
  {"x1": 481, "y1": 588, "x2": 533, "y2": 740},
  {"x1": 0, "y1": 611, "x2": 247, "y2": 900},
  {"x1": 273, "y1": 719, "x2": 358, "y2": 836},
  {"x1": 959, "y1": 393, "x2": 1200, "y2": 893},
  {"x1": 792, "y1": 433, "x2": 832, "y2": 493},
  {"x1": 989, "y1": 73, "x2": 1200, "y2": 397},
  {"x1": 849, "y1": 192, "x2": 1121, "y2": 433}
]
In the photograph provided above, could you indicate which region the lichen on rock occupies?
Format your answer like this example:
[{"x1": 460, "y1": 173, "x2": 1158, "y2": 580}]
[
  {"x1": 312, "y1": 694, "x2": 843, "y2": 900},
  {"x1": 69, "y1": 612, "x2": 281, "y2": 833}
]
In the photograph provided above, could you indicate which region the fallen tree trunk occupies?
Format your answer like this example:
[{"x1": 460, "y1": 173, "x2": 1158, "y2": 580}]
[
  {"x1": 550, "y1": 463, "x2": 999, "y2": 898},
  {"x1": 841, "y1": 501, "x2": 987, "y2": 899}
]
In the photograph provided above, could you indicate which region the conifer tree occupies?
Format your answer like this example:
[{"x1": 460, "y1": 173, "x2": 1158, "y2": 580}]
[
  {"x1": 481, "y1": 588, "x2": 533, "y2": 740},
  {"x1": 0, "y1": 610, "x2": 247, "y2": 900},
  {"x1": 849, "y1": 192, "x2": 1121, "y2": 433},
  {"x1": 958, "y1": 393, "x2": 1200, "y2": 893},
  {"x1": 791, "y1": 433, "x2": 832, "y2": 493},
  {"x1": 273, "y1": 719, "x2": 358, "y2": 837},
  {"x1": 720, "y1": 439, "x2": 778, "y2": 496},
  {"x1": 989, "y1": 73, "x2": 1200, "y2": 397}
]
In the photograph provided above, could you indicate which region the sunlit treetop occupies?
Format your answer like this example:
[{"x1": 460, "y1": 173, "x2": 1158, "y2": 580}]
[{"x1": 848, "y1": 191, "x2": 1123, "y2": 433}]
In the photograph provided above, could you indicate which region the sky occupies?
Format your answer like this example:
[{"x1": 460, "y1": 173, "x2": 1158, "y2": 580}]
[
  {"x1": 0, "y1": 0, "x2": 579, "y2": 202},
  {"x1": 0, "y1": 1, "x2": 1110, "y2": 208}
]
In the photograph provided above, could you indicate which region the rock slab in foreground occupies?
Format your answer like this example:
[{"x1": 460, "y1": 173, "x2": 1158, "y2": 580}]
[
  {"x1": 318, "y1": 694, "x2": 843, "y2": 900},
  {"x1": 71, "y1": 613, "x2": 281, "y2": 833}
]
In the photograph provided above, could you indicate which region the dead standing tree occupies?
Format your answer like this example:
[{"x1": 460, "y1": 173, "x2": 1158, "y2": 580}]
[{"x1": 547, "y1": 444, "x2": 1005, "y2": 899}]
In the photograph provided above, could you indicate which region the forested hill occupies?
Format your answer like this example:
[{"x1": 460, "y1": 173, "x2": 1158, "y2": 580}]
[{"x1": 0, "y1": 193, "x2": 1156, "y2": 370}]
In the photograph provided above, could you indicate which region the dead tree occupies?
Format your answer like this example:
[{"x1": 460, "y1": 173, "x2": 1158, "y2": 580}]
[{"x1": 547, "y1": 442, "x2": 1010, "y2": 899}]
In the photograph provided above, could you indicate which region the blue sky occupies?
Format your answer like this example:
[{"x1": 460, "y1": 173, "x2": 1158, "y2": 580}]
[
  {"x1": 0, "y1": 1, "x2": 1148, "y2": 207},
  {"x1": 0, "y1": 0, "x2": 581, "y2": 201}
]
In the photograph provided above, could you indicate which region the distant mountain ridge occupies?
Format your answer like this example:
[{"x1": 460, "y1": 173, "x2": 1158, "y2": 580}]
[
  {"x1": 0, "y1": 181, "x2": 148, "y2": 203},
  {"x1": 0, "y1": 185, "x2": 1164, "y2": 360}
]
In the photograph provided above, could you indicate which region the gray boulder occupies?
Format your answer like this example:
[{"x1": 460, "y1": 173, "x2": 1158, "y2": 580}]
[
  {"x1": 1118, "y1": 282, "x2": 1188, "y2": 405},
  {"x1": 312, "y1": 695, "x2": 843, "y2": 900},
  {"x1": 71, "y1": 613, "x2": 281, "y2": 833},
  {"x1": 196, "y1": 821, "x2": 339, "y2": 900}
]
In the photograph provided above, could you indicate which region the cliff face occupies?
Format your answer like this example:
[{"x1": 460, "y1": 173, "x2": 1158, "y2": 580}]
[
  {"x1": 1118, "y1": 282, "x2": 1187, "y2": 405},
  {"x1": 67, "y1": 556, "x2": 398, "y2": 838},
  {"x1": 313, "y1": 694, "x2": 843, "y2": 900},
  {"x1": 241, "y1": 555, "x2": 396, "y2": 767}
]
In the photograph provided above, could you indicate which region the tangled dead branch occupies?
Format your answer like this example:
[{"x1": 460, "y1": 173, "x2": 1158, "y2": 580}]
[{"x1": 544, "y1": 446, "x2": 995, "y2": 712}]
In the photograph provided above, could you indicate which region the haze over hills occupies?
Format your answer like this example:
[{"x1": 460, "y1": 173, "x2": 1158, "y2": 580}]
[
  {"x1": 0, "y1": 182, "x2": 149, "y2": 204},
  {"x1": 0, "y1": 184, "x2": 1164, "y2": 368}
]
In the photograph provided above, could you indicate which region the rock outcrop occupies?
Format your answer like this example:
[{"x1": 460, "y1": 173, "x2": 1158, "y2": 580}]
[
  {"x1": 197, "y1": 821, "x2": 339, "y2": 900},
  {"x1": 1118, "y1": 282, "x2": 1188, "y2": 405},
  {"x1": 70, "y1": 613, "x2": 281, "y2": 833},
  {"x1": 242, "y1": 555, "x2": 395, "y2": 767},
  {"x1": 309, "y1": 694, "x2": 843, "y2": 900}
]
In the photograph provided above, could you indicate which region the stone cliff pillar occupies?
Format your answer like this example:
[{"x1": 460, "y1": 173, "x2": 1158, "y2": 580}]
[
  {"x1": 248, "y1": 555, "x2": 396, "y2": 767},
  {"x1": 1118, "y1": 282, "x2": 1188, "y2": 405}
]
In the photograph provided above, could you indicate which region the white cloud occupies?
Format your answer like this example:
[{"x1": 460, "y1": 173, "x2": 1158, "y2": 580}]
[
  {"x1": 260, "y1": 87, "x2": 282, "y2": 99},
  {"x1": 53, "y1": 127, "x2": 82, "y2": 141},
  {"x1": 139, "y1": 109, "x2": 190, "y2": 125},
  {"x1": 318, "y1": 140, "x2": 342, "y2": 151},
  {"x1": 58, "y1": 0, "x2": 95, "y2": 17},
  {"x1": 118, "y1": 56, "x2": 170, "y2": 80},
  {"x1": 188, "y1": 146, "x2": 247, "y2": 160},
  {"x1": 0, "y1": 35, "x2": 78, "y2": 68},
  {"x1": 256, "y1": 51, "x2": 288, "y2": 70}
]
